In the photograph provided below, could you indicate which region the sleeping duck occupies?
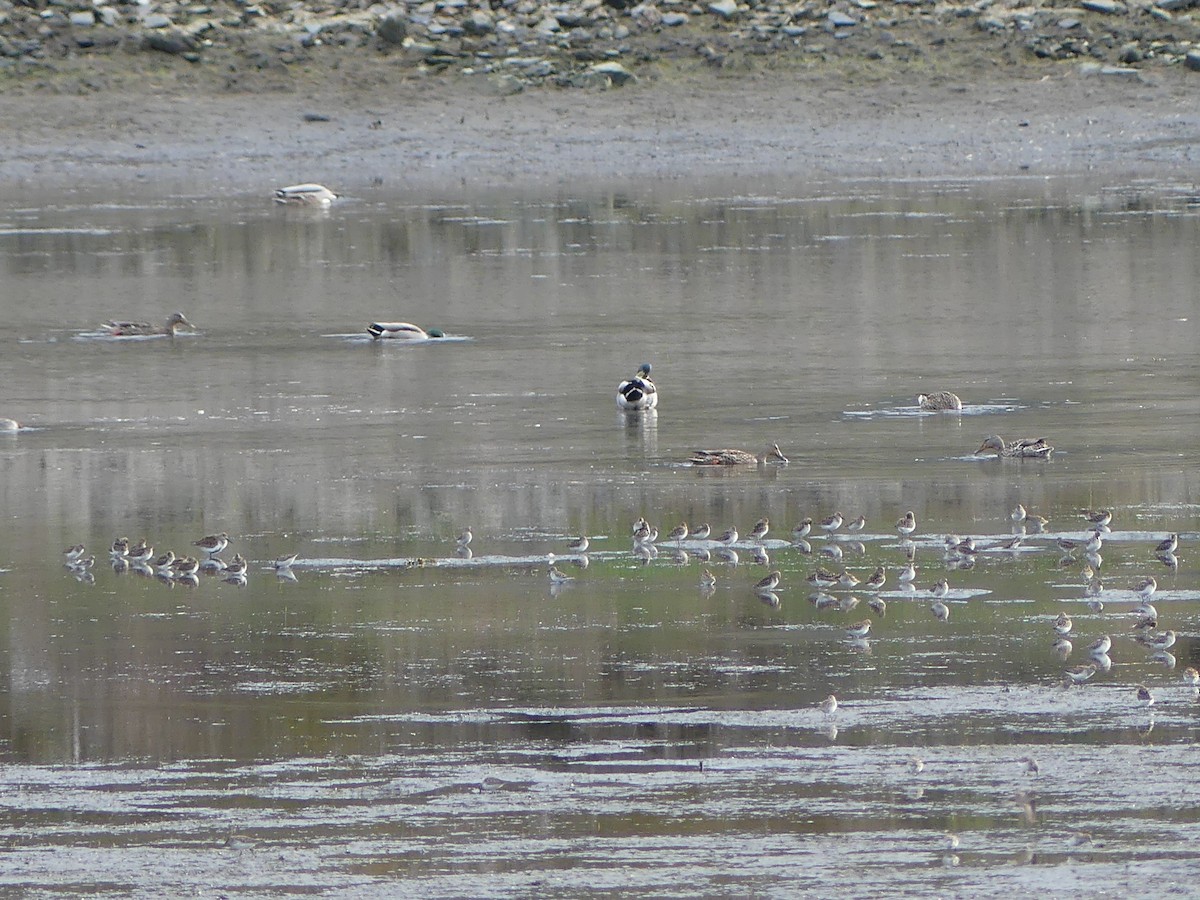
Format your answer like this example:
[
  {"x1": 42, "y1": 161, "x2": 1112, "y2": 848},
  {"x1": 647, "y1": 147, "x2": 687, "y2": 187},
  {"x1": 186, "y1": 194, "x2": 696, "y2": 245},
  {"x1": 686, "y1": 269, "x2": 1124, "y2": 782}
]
[
  {"x1": 617, "y1": 363, "x2": 657, "y2": 410},
  {"x1": 273, "y1": 183, "x2": 338, "y2": 206},
  {"x1": 366, "y1": 322, "x2": 445, "y2": 340}
]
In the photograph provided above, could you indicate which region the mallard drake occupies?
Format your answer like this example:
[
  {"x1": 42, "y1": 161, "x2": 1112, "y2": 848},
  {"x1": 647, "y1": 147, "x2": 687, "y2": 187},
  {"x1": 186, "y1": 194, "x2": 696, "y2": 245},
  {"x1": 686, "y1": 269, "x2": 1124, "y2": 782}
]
[
  {"x1": 273, "y1": 183, "x2": 338, "y2": 206},
  {"x1": 101, "y1": 312, "x2": 192, "y2": 337},
  {"x1": 917, "y1": 391, "x2": 963, "y2": 411},
  {"x1": 366, "y1": 322, "x2": 445, "y2": 340},
  {"x1": 689, "y1": 443, "x2": 788, "y2": 466},
  {"x1": 616, "y1": 363, "x2": 658, "y2": 410},
  {"x1": 975, "y1": 435, "x2": 1053, "y2": 459}
]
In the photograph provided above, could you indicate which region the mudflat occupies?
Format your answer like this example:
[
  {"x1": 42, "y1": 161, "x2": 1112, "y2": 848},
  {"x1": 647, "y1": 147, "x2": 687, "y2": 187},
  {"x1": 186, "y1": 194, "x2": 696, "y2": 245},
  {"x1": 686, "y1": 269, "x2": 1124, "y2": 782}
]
[{"x1": 1, "y1": 57, "x2": 1197, "y2": 193}]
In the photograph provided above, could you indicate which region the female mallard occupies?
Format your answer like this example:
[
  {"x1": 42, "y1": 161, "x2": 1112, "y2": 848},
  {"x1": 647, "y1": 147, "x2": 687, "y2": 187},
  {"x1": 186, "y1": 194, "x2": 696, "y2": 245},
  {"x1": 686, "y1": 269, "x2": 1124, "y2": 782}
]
[
  {"x1": 689, "y1": 444, "x2": 788, "y2": 466},
  {"x1": 976, "y1": 435, "x2": 1053, "y2": 459},
  {"x1": 917, "y1": 391, "x2": 963, "y2": 411},
  {"x1": 366, "y1": 322, "x2": 445, "y2": 340},
  {"x1": 274, "y1": 183, "x2": 338, "y2": 206},
  {"x1": 617, "y1": 363, "x2": 657, "y2": 410},
  {"x1": 101, "y1": 312, "x2": 192, "y2": 337}
]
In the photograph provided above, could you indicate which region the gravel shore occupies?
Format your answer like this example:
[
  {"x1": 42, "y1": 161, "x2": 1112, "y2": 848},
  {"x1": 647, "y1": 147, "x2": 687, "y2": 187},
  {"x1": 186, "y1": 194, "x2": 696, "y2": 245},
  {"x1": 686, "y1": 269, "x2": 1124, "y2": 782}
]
[{"x1": 1, "y1": 0, "x2": 1198, "y2": 192}]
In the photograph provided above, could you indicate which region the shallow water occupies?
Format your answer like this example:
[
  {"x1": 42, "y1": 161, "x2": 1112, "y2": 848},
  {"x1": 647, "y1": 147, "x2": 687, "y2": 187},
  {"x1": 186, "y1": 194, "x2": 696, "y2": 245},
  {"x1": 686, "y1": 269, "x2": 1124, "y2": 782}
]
[{"x1": 1, "y1": 177, "x2": 1199, "y2": 895}]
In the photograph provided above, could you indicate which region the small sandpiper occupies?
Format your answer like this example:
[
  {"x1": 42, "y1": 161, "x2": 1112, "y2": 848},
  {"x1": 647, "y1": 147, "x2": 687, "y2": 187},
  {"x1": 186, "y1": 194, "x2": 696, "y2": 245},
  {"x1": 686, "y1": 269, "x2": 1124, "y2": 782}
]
[
  {"x1": 548, "y1": 565, "x2": 575, "y2": 585},
  {"x1": 846, "y1": 515, "x2": 866, "y2": 533},
  {"x1": 1019, "y1": 756, "x2": 1040, "y2": 776},
  {"x1": 1054, "y1": 613, "x2": 1072, "y2": 636},
  {"x1": 1155, "y1": 533, "x2": 1179, "y2": 555},
  {"x1": 1183, "y1": 667, "x2": 1199, "y2": 693},
  {"x1": 1066, "y1": 663, "x2": 1097, "y2": 685},
  {"x1": 1140, "y1": 629, "x2": 1176, "y2": 651},
  {"x1": 898, "y1": 561, "x2": 917, "y2": 583},
  {"x1": 931, "y1": 601, "x2": 950, "y2": 622},
  {"x1": 718, "y1": 526, "x2": 738, "y2": 546},
  {"x1": 929, "y1": 578, "x2": 950, "y2": 600},
  {"x1": 64, "y1": 544, "x2": 87, "y2": 562},
  {"x1": 1080, "y1": 508, "x2": 1113, "y2": 529},
  {"x1": 172, "y1": 556, "x2": 200, "y2": 577},
  {"x1": 819, "y1": 694, "x2": 838, "y2": 717},
  {"x1": 1088, "y1": 635, "x2": 1112, "y2": 656},
  {"x1": 700, "y1": 569, "x2": 717, "y2": 589},
  {"x1": 895, "y1": 511, "x2": 917, "y2": 537},
  {"x1": 820, "y1": 543, "x2": 843, "y2": 560},
  {"x1": 128, "y1": 540, "x2": 154, "y2": 563},
  {"x1": 110, "y1": 537, "x2": 130, "y2": 558},
  {"x1": 567, "y1": 536, "x2": 590, "y2": 553},
  {"x1": 152, "y1": 551, "x2": 176, "y2": 572},
  {"x1": 1132, "y1": 576, "x2": 1157, "y2": 601},
  {"x1": 1136, "y1": 685, "x2": 1155, "y2": 708},
  {"x1": 792, "y1": 518, "x2": 813, "y2": 540},
  {"x1": 754, "y1": 570, "x2": 782, "y2": 593},
  {"x1": 845, "y1": 619, "x2": 872, "y2": 639},
  {"x1": 225, "y1": 553, "x2": 248, "y2": 576},
  {"x1": 819, "y1": 512, "x2": 844, "y2": 535},
  {"x1": 806, "y1": 568, "x2": 840, "y2": 589},
  {"x1": 456, "y1": 528, "x2": 472, "y2": 547},
  {"x1": 748, "y1": 518, "x2": 770, "y2": 543},
  {"x1": 194, "y1": 532, "x2": 230, "y2": 556},
  {"x1": 1010, "y1": 503, "x2": 1027, "y2": 524},
  {"x1": 689, "y1": 523, "x2": 711, "y2": 540},
  {"x1": 864, "y1": 566, "x2": 886, "y2": 591},
  {"x1": 1051, "y1": 638, "x2": 1073, "y2": 658},
  {"x1": 665, "y1": 523, "x2": 689, "y2": 544},
  {"x1": 1026, "y1": 514, "x2": 1050, "y2": 532},
  {"x1": 838, "y1": 569, "x2": 861, "y2": 589},
  {"x1": 868, "y1": 596, "x2": 887, "y2": 616}
]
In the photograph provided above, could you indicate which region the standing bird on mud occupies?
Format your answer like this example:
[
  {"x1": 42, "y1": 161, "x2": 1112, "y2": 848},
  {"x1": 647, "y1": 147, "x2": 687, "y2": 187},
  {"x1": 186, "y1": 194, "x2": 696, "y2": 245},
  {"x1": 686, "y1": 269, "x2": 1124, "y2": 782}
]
[{"x1": 617, "y1": 363, "x2": 658, "y2": 411}]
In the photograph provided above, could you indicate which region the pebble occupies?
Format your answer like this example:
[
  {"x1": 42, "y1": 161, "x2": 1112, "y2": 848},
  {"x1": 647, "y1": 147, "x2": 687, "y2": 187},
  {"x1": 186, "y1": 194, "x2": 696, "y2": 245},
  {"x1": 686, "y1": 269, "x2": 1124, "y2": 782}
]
[
  {"x1": 708, "y1": 0, "x2": 739, "y2": 20},
  {"x1": 1080, "y1": 0, "x2": 1123, "y2": 12}
]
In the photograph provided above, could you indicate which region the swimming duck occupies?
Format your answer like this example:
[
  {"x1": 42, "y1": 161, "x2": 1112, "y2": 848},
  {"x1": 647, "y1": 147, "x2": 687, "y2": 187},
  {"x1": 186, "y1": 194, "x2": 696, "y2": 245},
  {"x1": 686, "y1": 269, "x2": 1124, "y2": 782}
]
[
  {"x1": 975, "y1": 435, "x2": 1054, "y2": 459},
  {"x1": 273, "y1": 183, "x2": 338, "y2": 206},
  {"x1": 917, "y1": 391, "x2": 963, "y2": 411},
  {"x1": 366, "y1": 322, "x2": 445, "y2": 340},
  {"x1": 101, "y1": 312, "x2": 192, "y2": 337},
  {"x1": 689, "y1": 443, "x2": 788, "y2": 466},
  {"x1": 616, "y1": 363, "x2": 658, "y2": 411}
]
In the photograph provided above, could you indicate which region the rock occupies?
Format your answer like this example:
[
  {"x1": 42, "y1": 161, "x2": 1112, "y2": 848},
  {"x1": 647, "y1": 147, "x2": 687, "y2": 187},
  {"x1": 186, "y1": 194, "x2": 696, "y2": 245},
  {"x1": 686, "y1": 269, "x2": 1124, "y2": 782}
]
[
  {"x1": 1117, "y1": 41, "x2": 1142, "y2": 62},
  {"x1": 1080, "y1": 0, "x2": 1123, "y2": 12},
  {"x1": 827, "y1": 10, "x2": 857, "y2": 26},
  {"x1": 590, "y1": 60, "x2": 635, "y2": 84},
  {"x1": 69, "y1": 11, "x2": 95, "y2": 27},
  {"x1": 1057, "y1": 17, "x2": 1080, "y2": 28},
  {"x1": 142, "y1": 13, "x2": 172, "y2": 28},
  {"x1": 464, "y1": 11, "x2": 494, "y2": 35},
  {"x1": 144, "y1": 29, "x2": 196, "y2": 54},
  {"x1": 377, "y1": 12, "x2": 407, "y2": 45},
  {"x1": 1185, "y1": 48, "x2": 1200, "y2": 71},
  {"x1": 707, "y1": 0, "x2": 738, "y2": 19},
  {"x1": 662, "y1": 12, "x2": 689, "y2": 25}
]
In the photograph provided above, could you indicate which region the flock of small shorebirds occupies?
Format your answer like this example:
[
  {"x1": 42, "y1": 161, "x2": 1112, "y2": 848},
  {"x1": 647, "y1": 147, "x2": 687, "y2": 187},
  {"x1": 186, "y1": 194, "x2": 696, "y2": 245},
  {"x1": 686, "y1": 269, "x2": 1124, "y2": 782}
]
[
  {"x1": 62, "y1": 533, "x2": 299, "y2": 587},
  {"x1": 540, "y1": 504, "x2": 1188, "y2": 723}
]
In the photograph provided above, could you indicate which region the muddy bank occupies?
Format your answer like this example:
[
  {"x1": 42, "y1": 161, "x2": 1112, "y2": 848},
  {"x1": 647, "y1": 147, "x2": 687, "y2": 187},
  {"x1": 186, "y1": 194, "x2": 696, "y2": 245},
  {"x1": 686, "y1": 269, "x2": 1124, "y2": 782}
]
[{"x1": 1, "y1": 61, "x2": 1198, "y2": 196}]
